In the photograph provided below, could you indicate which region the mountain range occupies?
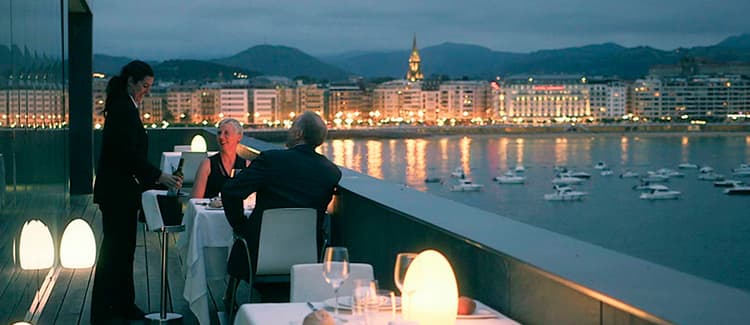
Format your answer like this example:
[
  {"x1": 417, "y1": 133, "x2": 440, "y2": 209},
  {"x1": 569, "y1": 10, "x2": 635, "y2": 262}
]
[{"x1": 94, "y1": 33, "x2": 750, "y2": 81}]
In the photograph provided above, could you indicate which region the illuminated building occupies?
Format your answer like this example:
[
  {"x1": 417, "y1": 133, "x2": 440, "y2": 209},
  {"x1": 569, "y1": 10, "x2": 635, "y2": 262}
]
[
  {"x1": 439, "y1": 81, "x2": 491, "y2": 121},
  {"x1": 497, "y1": 75, "x2": 591, "y2": 123},
  {"x1": 220, "y1": 88, "x2": 250, "y2": 123},
  {"x1": 632, "y1": 75, "x2": 750, "y2": 121},
  {"x1": 167, "y1": 85, "x2": 196, "y2": 122},
  {"x1": 329, "y1": 83, "x2": 369, "y2": 122},
  {"x1": 406, "y1": 34, "x2": 424, "y2": 82},
  {"x1": 249, "y1": 89, "x2": 278, "y2": 124}
]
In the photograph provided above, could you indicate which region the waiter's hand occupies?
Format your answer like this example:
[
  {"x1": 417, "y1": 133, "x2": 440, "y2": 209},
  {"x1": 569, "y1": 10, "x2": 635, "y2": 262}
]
[{"x1": 159, "y1": 173, "x2": 183, "y2": 188}]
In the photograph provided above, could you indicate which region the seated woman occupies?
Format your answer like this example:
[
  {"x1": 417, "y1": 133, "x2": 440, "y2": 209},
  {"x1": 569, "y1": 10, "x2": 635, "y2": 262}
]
[{"x1": 191, "y1": 118, "x2": 250, "y2": 198}]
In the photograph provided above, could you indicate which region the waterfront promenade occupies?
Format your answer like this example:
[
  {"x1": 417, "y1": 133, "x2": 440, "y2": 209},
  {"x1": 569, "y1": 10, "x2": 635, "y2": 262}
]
[{"x1": 242, "y1": 123, "x2": 750, "y2": 142}]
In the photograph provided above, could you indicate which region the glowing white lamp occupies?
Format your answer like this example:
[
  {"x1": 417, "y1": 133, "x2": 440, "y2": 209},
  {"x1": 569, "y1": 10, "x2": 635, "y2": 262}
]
[
  {"x1": 19, "y1": 220, "x2": 55, "y2": 270},
  {"x1": 190, "y1": 134, "x2": 207, "y2": 152},
  {"x1": 402, "y1": 249, "x2": 458, "y2": 325},
  {"x1": 60, "y1": 219, "x2": 97, "y2": 268}
]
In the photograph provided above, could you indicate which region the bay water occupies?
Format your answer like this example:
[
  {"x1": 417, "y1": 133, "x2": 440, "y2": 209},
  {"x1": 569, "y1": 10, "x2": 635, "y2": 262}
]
[{"x1": 318, "y1": 133, "x2": 750, "y2": 292}]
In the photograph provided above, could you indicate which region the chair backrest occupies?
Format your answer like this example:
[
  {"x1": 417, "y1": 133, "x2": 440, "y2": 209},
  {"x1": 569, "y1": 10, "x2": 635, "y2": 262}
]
[
  {"x1": 173, "y1": 145, "x2": 192, "y2": 152},
  {"x1": 290, "y1": 263, "x2": 374, "y2": 302},
  {"x1": 180, "y1": 151, "x2": 207, "y2": 186},
  {"x1": 256, "y1": 208, "x2": 318, "y2": 275}
]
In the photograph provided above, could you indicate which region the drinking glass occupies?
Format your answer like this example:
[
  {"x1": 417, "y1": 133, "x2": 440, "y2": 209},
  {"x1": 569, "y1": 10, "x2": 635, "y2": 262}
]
[
  {"x1": 323, "y1": 247, "x2": 350, "y2": 318},
  {"x1": 394, "y1": 253, "x2": 417, "y2": 319},
  {"x1": 377, "y1": 289, "x2": 397, "y2": 322},
  {"x1": 352, "y1": 279, "x2": 378, "y2": 324}
]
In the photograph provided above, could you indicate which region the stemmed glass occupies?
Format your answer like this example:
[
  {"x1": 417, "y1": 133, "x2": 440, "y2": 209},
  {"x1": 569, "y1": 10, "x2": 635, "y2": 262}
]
[
  {"x1": 323, "y1": 247, "x2": 350, "y2": 318},
  {"x1": 394, "y1": 253, "x2": 417, "y2": 320}
]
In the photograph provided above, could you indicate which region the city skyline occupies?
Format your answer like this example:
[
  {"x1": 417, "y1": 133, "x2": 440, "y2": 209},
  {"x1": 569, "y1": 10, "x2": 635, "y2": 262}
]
[{"x1": 92, "y1": 0, "x2": 750, "y2": 60}]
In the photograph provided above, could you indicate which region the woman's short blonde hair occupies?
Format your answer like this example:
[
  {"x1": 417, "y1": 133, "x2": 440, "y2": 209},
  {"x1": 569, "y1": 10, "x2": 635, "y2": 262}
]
[{"x1": 218, "y1": 118, "x2": 243, "y2": 135}]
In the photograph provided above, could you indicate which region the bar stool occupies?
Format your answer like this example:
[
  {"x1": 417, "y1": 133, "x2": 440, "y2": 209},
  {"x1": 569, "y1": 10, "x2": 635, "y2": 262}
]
[{"x1": 141, "y1": 190, "x2": 185, "y2": 323}]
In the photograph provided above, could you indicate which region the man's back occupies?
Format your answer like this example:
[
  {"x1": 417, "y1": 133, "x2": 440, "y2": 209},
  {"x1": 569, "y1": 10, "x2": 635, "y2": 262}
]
[{"x1": 222, "y1": 143, "x2": 341, "y2": 272}]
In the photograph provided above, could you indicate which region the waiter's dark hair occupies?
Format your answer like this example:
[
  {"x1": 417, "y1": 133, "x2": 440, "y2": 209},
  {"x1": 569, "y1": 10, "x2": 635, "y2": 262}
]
[{"x1": 103, "y1": 60, "x2": 153, "y2": 114}]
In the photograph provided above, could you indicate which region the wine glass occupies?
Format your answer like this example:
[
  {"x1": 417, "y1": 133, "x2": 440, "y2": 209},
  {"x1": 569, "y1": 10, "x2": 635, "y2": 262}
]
[
  {"x1": 323, "y1": 247, "x2": 350, "y2": 318},
  {"x1": 394, "y1": 252, "x2": 417, "y2": 319}
]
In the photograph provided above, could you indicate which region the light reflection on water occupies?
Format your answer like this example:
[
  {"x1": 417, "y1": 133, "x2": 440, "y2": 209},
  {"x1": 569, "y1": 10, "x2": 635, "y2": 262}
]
[{"x1": 322, "y1": 133, "x2": 750, "y2": 292}]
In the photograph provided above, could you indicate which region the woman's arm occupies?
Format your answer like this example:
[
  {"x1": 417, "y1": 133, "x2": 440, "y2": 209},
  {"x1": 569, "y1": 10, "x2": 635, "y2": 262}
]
[{"x1": 191, "y1": 158, "x2": 211, "y2": 198}]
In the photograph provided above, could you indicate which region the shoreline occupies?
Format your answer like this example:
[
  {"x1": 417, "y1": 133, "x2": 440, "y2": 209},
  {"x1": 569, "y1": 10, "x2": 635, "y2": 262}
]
[{"x1": 244, "y1": 124, "x2": 750, "y2": 141}]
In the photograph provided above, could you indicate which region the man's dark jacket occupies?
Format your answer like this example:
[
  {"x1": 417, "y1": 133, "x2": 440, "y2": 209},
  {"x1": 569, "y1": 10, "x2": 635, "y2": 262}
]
[{"x1": 222, "y1": 143, "x2": 342, "y2": 274}]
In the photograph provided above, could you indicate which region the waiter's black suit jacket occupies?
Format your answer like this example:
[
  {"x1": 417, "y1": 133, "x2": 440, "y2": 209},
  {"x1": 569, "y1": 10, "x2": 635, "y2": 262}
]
[{"x1": 94, "y1": 94, "x2": 161, "y2": 210}]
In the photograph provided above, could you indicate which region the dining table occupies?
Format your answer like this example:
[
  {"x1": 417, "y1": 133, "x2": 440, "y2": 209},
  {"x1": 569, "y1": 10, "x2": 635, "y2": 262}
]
[
  {"x1": 175, "y1": 197, "x2": 252, "y2": 325},
  {"x1": 233, "y1": 299, "x2": 521, "y2": 325}
]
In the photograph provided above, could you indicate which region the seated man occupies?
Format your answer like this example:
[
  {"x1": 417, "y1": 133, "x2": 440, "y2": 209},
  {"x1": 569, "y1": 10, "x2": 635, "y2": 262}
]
[{"x1": 221, "y1": 110, "x2": 342, "y2": 278}]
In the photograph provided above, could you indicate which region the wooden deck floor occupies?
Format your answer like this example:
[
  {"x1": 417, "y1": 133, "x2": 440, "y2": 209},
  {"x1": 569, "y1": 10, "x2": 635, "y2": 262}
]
[{"x1": 0, "y1": 193, "x2": 238, "y2": 325}]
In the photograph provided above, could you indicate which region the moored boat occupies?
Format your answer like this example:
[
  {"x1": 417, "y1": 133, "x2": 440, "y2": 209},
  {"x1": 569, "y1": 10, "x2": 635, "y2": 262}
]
[
  {"x1": 698, "y1": 173, "x2": 725, "y2": 181},
  {"x1": 568, "y1": 171, "x2": 591, "y2": 179},
  {"x1": 724, "y1": 185, "x2": 750, "y2": 195},
  {"x1": 450, "y1": 166, "x2": 466, "y2": 178},
  {"x1": 678, "y1": 163, "x2": 699, "y2": 169},
  {"x1": 494, "y1": 171, "x2": 526, "y2": 184},
  {"x1": 640, "y1": 185, "x2": 681, "y2": 200},
  {"x1": 552, "y1": 173, "x2": 585, "y2": 185},
  {"x1": 450, "y1": 178, "x2": 484, "y2": 192},
  {"x1": 714, "y1": 180, "x2": 743, "y2": 187},
  {"x1": 544, "y1": 185, "x2": 587, "y2": 201}
]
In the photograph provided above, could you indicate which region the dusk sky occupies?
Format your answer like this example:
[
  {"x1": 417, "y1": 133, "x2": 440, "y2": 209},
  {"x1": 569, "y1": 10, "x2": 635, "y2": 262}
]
[{"x1": 92, "y1": 0, "x2": 750, "y2": 60}]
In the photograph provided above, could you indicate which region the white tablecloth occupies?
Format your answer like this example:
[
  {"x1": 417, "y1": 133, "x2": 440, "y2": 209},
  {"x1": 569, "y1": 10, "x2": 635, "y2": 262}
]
[
  {"x1": 175, "y1": 198, "x2": 250, "y2": 325},
  {"x1": 234, "y1": 301, "x2": 520, "y2": 325}
]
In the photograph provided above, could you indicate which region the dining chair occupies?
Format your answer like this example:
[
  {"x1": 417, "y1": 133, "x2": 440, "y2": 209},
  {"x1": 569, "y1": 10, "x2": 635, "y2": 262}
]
[
  {"x1": 290, "y1": 263, "x2": 374, "y2": 302},
  {"x1": 224, "y1": 208, "x2": 318, "y2": 321},
  {"x1": 173, "y1": 145, "x2": 192, "y2": 152}
]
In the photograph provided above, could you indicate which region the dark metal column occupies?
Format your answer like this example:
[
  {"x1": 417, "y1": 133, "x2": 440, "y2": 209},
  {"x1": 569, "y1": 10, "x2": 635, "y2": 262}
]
[{"x1": 68, "y1": 3, "x2": 93, "y2": 194}]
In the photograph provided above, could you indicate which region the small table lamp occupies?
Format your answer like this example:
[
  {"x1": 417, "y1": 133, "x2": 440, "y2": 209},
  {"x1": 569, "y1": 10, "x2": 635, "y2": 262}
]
[{"x1": 402, "y1": 249, "x2": 458, "y2": 325}]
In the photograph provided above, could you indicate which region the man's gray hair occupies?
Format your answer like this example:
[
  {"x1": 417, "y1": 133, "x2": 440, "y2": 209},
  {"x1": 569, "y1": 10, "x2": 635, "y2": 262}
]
[
  {"x1": 218, "y1": 118, "x2": 243, "y2": 135},
  {"x1": 294, "y1": 111, "x2": 327, "y2": 147}
]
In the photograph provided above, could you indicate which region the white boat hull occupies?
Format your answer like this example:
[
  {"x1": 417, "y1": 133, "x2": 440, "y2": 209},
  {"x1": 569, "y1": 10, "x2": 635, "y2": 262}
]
[
  {"x1": 494, "y1": 176, "x2": 525, "y2": 184},
  {"x1": 552, "y1": 177, "x2": 584, "y2": 185},
  {"x1": 640, "y1": 192, "x2": 681, "y2": 200},
  {"x1": 450, "y1": 185, "x2": 483, "y2": 192},
  {"x1": 544, "y1": 193, "x2": 587, "y2": 201},
  {"x1": 724, "y1": 186, "x2": 750, "y2": 195}
]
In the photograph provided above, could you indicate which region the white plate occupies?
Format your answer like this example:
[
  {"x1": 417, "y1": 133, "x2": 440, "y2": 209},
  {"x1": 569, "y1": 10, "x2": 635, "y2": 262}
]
[
  {"x1": 204, "y1": 206, "x2": 223, "y2": 210},
  {"x1": 323, "y1": 296, "x2": 401, "y2": 310},
  {"x1": 457, "y1": 308, "x2": 498, "y2": 319}
]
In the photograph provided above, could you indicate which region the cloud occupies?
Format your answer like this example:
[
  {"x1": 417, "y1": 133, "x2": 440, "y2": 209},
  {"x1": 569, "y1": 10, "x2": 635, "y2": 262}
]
[{"x1": 92, "y1": 0, "x2": 750, "y2": 59}]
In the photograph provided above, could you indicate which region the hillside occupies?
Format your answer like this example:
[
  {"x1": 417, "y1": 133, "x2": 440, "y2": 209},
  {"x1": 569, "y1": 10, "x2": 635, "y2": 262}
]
[
  {"x1": 153, "y1": 60, "x2": 260, "y2": 82},
  {"x1": 328, "y1": 34, "x2": 750, "y2": 79},
  {"x1": 214, "y1": 45, "x2": 350, "y2": 81}
]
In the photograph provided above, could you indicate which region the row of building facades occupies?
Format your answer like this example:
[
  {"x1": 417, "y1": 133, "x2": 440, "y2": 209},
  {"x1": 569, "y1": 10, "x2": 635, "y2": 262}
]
[
  {"x1": 3, "y1": 62, "x2": 750, "y2": 129},
  {"x1": 92, "y1": 67, "x2": 749, "y2": 128}
]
